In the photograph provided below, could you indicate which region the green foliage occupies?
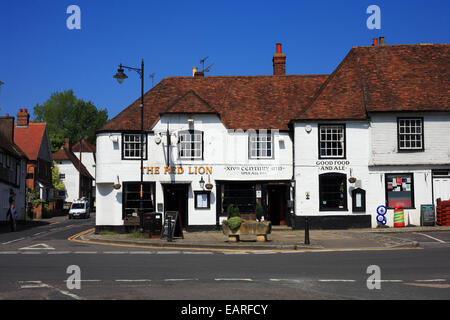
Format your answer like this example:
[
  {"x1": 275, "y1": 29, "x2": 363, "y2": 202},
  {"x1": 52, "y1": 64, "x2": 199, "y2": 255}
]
[
  {"x1": 51, "y1": 161, "x2": 65, "y2": 192},
  {"x1": 226, "y1": 204, "x2": 240, "y2": 218},
  {"x1": 224, "y1": 216, "x2": 242, "y2": 231},
  {"x1": 255, "y1": 204, "x2": 263, "y2": 221},
  {"x1": 33, "y1": 90, "x2": 108, "y2": 152}
]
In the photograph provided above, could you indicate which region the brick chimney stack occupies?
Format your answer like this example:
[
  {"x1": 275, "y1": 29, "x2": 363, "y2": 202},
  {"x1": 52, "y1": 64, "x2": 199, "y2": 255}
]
[
  {"x1": 272, "y1": 43, "x2": 286, "y2": 75},
  {"x1": 65, "y1": 138, "x2": 71, "y2": 151},
  {"x1": 16, "y1": 108, "x2": 30, "y2": 128}
]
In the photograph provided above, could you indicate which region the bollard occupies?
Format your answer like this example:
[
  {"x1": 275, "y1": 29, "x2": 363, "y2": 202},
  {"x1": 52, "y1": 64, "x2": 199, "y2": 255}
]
[{"x1": 304, "y1": 216, "x2": 310, "y2": 245}]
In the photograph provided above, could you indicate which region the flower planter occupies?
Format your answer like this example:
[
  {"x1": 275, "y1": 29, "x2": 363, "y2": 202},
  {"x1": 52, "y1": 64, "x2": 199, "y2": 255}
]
[{"x1": 222, "y1": 220, "x2": 271, "y2": 242}]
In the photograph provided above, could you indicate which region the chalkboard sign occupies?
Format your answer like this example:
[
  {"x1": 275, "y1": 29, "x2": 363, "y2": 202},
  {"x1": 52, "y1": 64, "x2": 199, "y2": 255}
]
[
  {"x1": 421, "y1": 204, "x2": 435, "y2": 226},
  {"x1": 161, "y1": 211, "x2": 184, "y2": 239}
]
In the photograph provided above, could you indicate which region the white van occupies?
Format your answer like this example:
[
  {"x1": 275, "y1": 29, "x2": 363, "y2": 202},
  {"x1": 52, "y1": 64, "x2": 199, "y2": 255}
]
[{"x1": 68, "y1": 200, "x2": 90, "y2": 219}]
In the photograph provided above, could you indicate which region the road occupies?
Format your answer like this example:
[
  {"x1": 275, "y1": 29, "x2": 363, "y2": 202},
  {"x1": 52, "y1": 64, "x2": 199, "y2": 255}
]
[{"x1": 1, "y1": 214, "x2": 449, "y2": 300}]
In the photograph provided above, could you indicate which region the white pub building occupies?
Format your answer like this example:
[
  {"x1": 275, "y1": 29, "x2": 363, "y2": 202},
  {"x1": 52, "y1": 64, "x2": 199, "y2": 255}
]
[{"x1": 95, "y1": 41, "x2": 450, "y2": 233}]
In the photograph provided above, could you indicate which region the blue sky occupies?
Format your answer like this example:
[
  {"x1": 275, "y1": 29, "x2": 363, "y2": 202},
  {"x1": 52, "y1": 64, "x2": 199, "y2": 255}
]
[{"x1": 0, "y1": 0, "x2": 448, "y2": 120}]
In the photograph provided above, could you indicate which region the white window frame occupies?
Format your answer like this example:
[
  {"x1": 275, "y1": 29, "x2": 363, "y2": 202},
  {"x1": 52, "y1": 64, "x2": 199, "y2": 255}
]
[
  {"x1": 123, "y1": 133, "x2": 147, "y2": 160},
  {"x1": 319, "y1": 124, "x2": 345, "y2": 159},
  {"x1": 178, "y1": 130, "x2": 203, "y2": 160},
  {"x1": 249, "y1": 130, "x2": 273, "y2": 159},
  {"x1": 398, "y1": 118, "x2": 424, "y2": 151}
]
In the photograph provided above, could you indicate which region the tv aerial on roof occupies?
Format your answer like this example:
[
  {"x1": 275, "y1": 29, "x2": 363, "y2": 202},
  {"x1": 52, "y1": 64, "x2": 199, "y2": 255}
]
[
  {"x1": 200, "y1": 56, "x2": 214, "y2": 73},
  {"x1": 149, "y1": 73, "x2": 156, "y2": 87}
]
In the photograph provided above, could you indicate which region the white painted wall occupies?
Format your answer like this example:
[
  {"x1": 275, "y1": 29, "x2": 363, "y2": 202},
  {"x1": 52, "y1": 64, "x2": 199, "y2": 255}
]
[
  {"x1": 294, "y1": 122, "x2": 370, "y2": 218},
  {"x1": 55, "y1": 160, "x2": 80, "y2": 203},
  {"x1": 96, "y1": 114, "x2": 293, "y2": 227},
  {"x1": 370, "y1": 113, "x2": 450, "y2": 165}
]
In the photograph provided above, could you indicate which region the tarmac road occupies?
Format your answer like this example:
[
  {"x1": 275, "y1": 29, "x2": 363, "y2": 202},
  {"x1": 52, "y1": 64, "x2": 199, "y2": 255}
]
[{"x1": 1, "y1": 215, "x2": 449, "y2": 300}]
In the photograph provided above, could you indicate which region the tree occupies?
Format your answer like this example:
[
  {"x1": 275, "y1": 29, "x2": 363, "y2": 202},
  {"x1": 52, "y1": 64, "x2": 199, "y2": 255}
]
[
  {"x1": 51, "y1": 161, "x2": 65, "y2": 192},
  {"x1": 33, "y1": 90, "x2": 108, "y2": 152}
]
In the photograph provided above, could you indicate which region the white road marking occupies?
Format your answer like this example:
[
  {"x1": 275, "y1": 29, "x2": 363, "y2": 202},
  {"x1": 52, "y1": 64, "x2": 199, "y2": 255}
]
[
  {"x1": 19, "y1": 243, "x2": 55, "y2": 250},
  {"x1": 222, "y1": 252, "x2": 249, "y2": 255},
  {"x1": 63, "y1": 280, "x2": 101, "y2": 283},
  {"x1": 318, "y1": 279, "x2": 356, "y2": 282},
  {"x1": 18, "y1": 281, "x2": 84, "y2": 300},
  {"x1": 74, "y1": 251, "x2": 98, "y2": 254},
  {"x1": 164, "y1": 278, "x2": 199, "y2": 282},
  {"x1": 116, "y1": 279, "x2": 152, "y2": 283},
  {"x1": 32, "y1": 232, "x2": 46, "y2": 236},
  {"x1": 214, "y1": 278, "x2": 253, "y2": 282},
  {"x1": 270, "y1": 279, "x2": 302, "y2": 283},
  {"x1": 415, "y1": 279, "x2": 447, "y2": 282},
  {"x1": 373, "y1": 280, "x2": 403, "y2": 283},
  {"x1": 414, "y1": 232, "x2": 446, "y2": 243},
  {"x1": 156, "y1": 251, "x2": 181, "y2": 254},
  {"x1": 2, "y1": 238, "x2": 26, "y2": 245},
  {"x1": 47, "y1": 251, "x2": 71, "y2": 255},
  {"x1": 0, "y1": 251, "x2": 19, "y2": 254},
  {"x1": 252, "y1": 251, "x2": 277, "y2": 255},
  {"x1": 183, "y1": 251, "x2": 213, "y2": 255},
  {"x1": 103, "y1": 251, "x2": 127, "y2": 254},
  {"x1": 129, "y1": 251, "x2": 156, "y2": 254}
]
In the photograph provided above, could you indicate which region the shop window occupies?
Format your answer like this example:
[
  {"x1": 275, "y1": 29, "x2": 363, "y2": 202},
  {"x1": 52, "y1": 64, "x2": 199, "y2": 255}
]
[
  {"x1": 122, "y1": 182, "x2": 155, "y2": 218},
  {"x1": 249, "y1": 130, "x2": 273, "y2": 159},
  {"x1": 122, "y1": 133, "x2": 147, "y2": 160},
  {"x1": 397, "y1": 118, "x2": 424, "y2": 151},
  {"x1": 222, "y1": 183, "x2": 256, "y2": 215},
  {"x1": 194, "y1": 191, "x2": 211, "y2": 209},
  {"x1": 318, "y1": 125, "x2": 346, "y2": 159},
  {"x1": 319, "y1": 173, "x2": 348, "y2": 211},
  {"x1": 385, "y1": 173, "x2": 414, "y2": 209},
  {"x1": 178, "y1": 130, "x2": 203, "y2": 160}
]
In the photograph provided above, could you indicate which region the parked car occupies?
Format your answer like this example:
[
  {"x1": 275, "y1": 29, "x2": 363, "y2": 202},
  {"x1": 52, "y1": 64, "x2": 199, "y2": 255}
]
[{"x1": 68, "y1": 200, "x2": 90, "y2": 219}]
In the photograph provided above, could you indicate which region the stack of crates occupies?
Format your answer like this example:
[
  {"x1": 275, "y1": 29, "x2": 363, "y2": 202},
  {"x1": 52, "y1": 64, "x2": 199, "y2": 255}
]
[{"x1": 437, "y1": 200, "x2": 450, "y2": 226}]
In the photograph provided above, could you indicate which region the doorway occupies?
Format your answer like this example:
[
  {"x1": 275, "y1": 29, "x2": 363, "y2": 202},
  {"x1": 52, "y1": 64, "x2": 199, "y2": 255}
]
[
  {"x1": 163, "y1": 184, "x2": 189, "y2": 231},
  {"x1": 267, "y1": 185, "x2": 287, "y2": 225},
  {"x1": 433, "y1": 170, "x2": 450, "y2": 208}
]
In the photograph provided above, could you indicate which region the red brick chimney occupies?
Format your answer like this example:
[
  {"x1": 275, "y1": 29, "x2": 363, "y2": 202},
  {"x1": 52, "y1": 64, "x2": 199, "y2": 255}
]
[
  {"x1": 16, "y1": 108, "x2": 30, "y2": 127},
  {"x1": 65, "y1": 138, "x2": 71, "y2": 151},
  {"x1": 272, "y1": 43, "x2": 286, "y2": 75}
]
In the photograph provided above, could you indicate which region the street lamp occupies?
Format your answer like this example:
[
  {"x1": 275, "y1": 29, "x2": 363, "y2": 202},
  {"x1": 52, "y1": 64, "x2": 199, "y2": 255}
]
[{"x1": 114, "y1": 60, "x2": 145, "y2": 233}]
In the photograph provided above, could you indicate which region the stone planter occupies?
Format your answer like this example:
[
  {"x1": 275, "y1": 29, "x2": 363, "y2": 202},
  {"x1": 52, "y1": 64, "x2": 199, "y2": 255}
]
[{"x1": 222, "y1": 220, "x2": 271, "y2": 242}]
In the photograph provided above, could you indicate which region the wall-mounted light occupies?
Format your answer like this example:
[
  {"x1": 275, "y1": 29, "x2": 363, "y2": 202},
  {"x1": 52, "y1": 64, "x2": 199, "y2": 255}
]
[
  {"x1": 290, "y1": 180, "x2": 295, "y2": 188},
  {"x1": 305, "y1": 125, "x2": 312, "y2": 133},
  {"x1": 188, "y1": 118, "x2": 194, "y2": 126},
  {"x1": 155, "y1": 136, "x2": 162, "y2": 144}
]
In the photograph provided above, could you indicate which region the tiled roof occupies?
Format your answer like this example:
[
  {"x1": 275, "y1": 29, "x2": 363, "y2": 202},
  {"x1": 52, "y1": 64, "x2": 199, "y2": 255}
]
[
  {"x1": 296, "y1": 44, "x2": 450, "y2": 120},
  {"x1": 14, "y1": 122, "x2": 47, "y2": 160},
  {"x1": 0, "y1": 130, "x2": 28, "y2": 160},
  {"x1": 98, "y1": 75, "x2": 328, "y2": 132},
  {"x1": 53, "y1": 147, "x2": 94, "y2": 179},
  {"x1": 72, "y1": 138, "x2": 96, "y2": 153}
]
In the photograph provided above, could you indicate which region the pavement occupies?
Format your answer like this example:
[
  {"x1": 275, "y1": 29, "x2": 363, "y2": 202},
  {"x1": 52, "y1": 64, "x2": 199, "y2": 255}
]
[{"x1": 77, "y1": 224, "x2": 450, "y2": 252}]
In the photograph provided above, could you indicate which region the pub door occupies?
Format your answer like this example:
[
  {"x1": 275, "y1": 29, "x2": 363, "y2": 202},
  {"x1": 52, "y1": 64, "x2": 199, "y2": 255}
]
[
  {"x1": 163, "y1": 184, "x2": 189, "y2": 233},
  {"x1": 267, "y1": 185, "x2": 287, "y2": 226}
]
